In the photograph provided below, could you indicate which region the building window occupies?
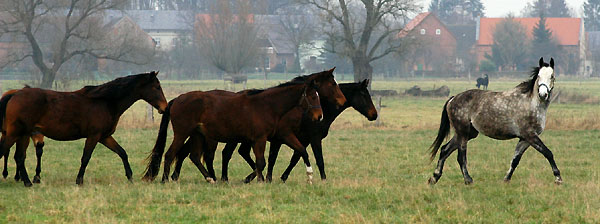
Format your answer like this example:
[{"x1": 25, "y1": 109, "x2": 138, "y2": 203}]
[
  {"x1": 436, "y1": 29, "x2": 441, "y2": 35},
  {"x1": 154, "y1": 38, "x2": 161, "y2": 47},
  {"x1": 420, "y1": 29, "x2": 426, "y2": 35}
]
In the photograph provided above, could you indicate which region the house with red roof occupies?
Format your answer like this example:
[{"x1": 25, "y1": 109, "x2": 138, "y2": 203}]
[
  {"x1": 475, "y1": 17, "x2": 587, "y2": 75},
  {"x1": 397, "y1": 12, "x2": 457, "y2": 75}
]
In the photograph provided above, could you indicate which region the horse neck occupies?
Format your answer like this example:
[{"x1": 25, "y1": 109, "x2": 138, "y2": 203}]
[
  {"x1": 252, "y1": 85, "x2": 305, "y2": 117},
  {"x1": 321, "y1": 86, "x2": 353, "y2": 122},
  {"x1": 111, "y1": 93, "x2": 142, "y2": 117}
]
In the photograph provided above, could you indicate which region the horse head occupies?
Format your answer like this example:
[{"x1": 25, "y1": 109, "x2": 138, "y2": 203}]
[
  {"x1": 536, "y1": 57, "x2": 555, "y2": 101},
  {"x1": 139, "y1": 71, "x2": 168, "y2": 113}
]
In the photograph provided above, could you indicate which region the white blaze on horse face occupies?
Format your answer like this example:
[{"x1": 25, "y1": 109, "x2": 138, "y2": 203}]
[{"x1": 537, "y1": 67, "x2": 554, "y2": 101}]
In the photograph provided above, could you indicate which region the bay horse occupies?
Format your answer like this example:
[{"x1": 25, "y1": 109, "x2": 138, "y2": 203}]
[
  {"x1": 0, "y1": 71, "x2": 168, "y2": 187},
  {"x1": 142, "y1": 78, "x2": 329, "y2": 183},
  {"x1": 168, "y1": 70, "x2": 351, "y2": 183},
  {"x1": 1, "y1": 87, "x2": 47, "y2": 183},
  {"x1": 428, "y1": 57, "x2": 562, "y2": 185},
  {"x1": 215, "y1": 80, "x2": 378, "y2": 183}
]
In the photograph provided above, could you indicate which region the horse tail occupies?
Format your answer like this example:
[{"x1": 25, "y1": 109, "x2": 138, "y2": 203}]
[
  {"x1": 142, "y1": 100, "x2": 174, "y2": 181},
  {"x1": 0, "y1": 91, "x2": 16, "y2": 131},
  {"x1": 429, "y1": 96, "x2": 453, "y2": 161}
]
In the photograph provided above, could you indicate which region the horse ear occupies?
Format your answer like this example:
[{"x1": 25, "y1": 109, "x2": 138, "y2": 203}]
[
  {"x1": 362, "y1": 79, "x2": 369, "y2": 87},
  {"x1": 550, "y1": 58, "x2": 554, "y2": 69},
  {"x1": 328, "y1": 67, "x2": 336, "y2": 73},
  {"x1": 539, "y1": 57, "x2": 544, "y2": 68}
]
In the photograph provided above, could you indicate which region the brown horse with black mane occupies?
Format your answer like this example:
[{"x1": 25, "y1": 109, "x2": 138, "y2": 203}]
[
  {"x1": 0, "y1": 71, "x2": 167, "y2": 187},
  {"x1": 143, "y1": 75, "x2": 335, "y2": 183}
]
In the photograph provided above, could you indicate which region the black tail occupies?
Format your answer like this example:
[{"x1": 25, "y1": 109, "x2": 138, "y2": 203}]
[
  {"x1": 0, "y1": 93, "x2": 15, "y2": 132},
  {"x1": 429, "y1": 96, "x2": 453, "y2": 161},
  {"x1": 143, "y1": 100, "x2": 174, "y2": 181}
]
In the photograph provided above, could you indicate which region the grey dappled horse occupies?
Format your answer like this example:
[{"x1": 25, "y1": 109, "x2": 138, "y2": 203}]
[{"x1": 428, "y1": 57, "x2": 562, "y2": 185}]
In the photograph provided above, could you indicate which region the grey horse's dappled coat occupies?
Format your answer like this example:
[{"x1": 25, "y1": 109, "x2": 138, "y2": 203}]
[{"x1": 428, "y1": 57, "x2": 562, "y2": 185}]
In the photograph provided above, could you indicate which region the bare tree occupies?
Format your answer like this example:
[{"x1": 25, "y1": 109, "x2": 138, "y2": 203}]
[
  {"x1": 300, "y1": 0, "x2": 419, "y2": 83},
  {"x1": 0, "y1": 0, "x2": 155, "y2": 88},
  {"x1": 196, "y1": 0, "x2": 260, "y2": 80},
  {"x1": 276, "y1": 6, "x2": 316, "y2": 75}
]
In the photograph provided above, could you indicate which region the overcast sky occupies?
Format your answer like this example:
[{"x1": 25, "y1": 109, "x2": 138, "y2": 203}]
[{"x1": 419, "y1": 0, "x2": 586, "y2": 17}]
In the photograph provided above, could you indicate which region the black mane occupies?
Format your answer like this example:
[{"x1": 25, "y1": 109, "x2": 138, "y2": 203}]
[
  {"x1": 245, "y1": 76, "x2": 309, "y2": 96},
  {"x1": 81, "y1": 73, "x2": 153, "y2": 99},
  {"x1": 516, "y1": 64, "x2": 547, "y2": 94}
]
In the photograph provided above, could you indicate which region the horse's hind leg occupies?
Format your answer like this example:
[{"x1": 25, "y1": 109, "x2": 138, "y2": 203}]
[
  {"x1": 456, "y1": 137, "x2": 473, "y2": 185},
  {"x1": 100, "y1": 136, "x2": 133, "y2": 182},
  {"x1": 161, "y1": 133, "x2": 187, "y2": 183},
  {"x1": 33, "y1": 135, "x2": 44, "y2": 183},
  {"x1": 171, "y1": 138, "x2": 194, "y2": 181},
  {"x1": 185, "y1": 133, "x2": 215, "y2": 183},
  {"x1": 3, "y1": 147, "x2": 9, "y2": 179},
  {"x1": 525, "y1": 135, "x2": 563, "y2": 184},
  {"x1": 76, "y1": 135, "x2": 100, "y2": 185},
  {"x1": 14, "y1": 136, "x2": 32, "y2": 187},
  {"x1": 428, "y1": 136, "x2": 459, "y2": 185},
  {"x1": 504, "y1": 139, "x2": 530, "y2": 182}
]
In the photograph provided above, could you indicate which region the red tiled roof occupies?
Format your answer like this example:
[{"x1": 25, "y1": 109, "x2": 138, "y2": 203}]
[
  {"x1": 397, "y1": 12, "x2": 431, "y2": 38},
  {"x1": 477, "y1": 17, "x2": 581, "y2": 46}
]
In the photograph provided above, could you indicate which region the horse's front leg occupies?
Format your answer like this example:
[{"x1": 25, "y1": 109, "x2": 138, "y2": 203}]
[
  {"x1": 220, "y1": 142, "x2": 238, "y2": 182},
  {"x1": 76, "y1": 135, "x2": 101, "y2": 185},
  {"x1": 525, "y1": 135, "x2": 562, "y2": 184},
  {"x1": 100, "y1": 136, "x2": 133, "y2": 182},
  {"x1": 281, "y1": 134, "x2": 312, "y2": 184},
  {"x1": 251, "y1": 139, "x2": 267, "y2": 182},
  {"x1": 504, "y1": 139, "x2": 530, "y2": 182}
]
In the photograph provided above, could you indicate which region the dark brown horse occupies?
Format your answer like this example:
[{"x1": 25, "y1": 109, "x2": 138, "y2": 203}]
[
  {"x1": 168, "y1": 70, "x2": 350, "y2": 183},
  {"x1": 142, "y1": 77, "x2": 330, "y2": 183},
  {"x1": 0, "y1": 71, "x2": 168, "y2": 187},
  {"x1": 213, "y1": 80, "x2": 378, "y2": 183},
  {"x1": 428, "y1": 58, "x2": 561, "y2": 185}
]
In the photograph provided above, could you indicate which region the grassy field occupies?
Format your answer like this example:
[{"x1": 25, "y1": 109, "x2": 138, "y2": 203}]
[{"x1": 0, "y1": 77, "x2": 599, "y2": 223}]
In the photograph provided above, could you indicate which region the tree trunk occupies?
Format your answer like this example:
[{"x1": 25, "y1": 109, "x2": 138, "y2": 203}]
[
  {"x1": 352, "y1": 56, "x2": 373, "y2": 90},
  {"x1": 40, "y1": 70, "x2": 57, "y2": 89}
]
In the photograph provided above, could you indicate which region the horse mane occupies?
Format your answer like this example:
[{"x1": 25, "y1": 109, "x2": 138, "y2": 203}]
[
  {"x1": 245, "y1": 76, "x2": 312, "y2": 96},
  {"x1": 81, "y1": 73, "x2": 152, "y2": 99},
  {"x1": 516, "y1": 66, "x2": 544, "y2": 94}
]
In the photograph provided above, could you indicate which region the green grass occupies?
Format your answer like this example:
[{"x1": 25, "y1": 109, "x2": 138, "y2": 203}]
[{"x1": 0, "y1": 78, "x2": 599, "y2": 223}]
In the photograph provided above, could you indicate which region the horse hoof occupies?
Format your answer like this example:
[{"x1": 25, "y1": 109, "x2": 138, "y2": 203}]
[
  {"x1": 33, "y1": 176, "x2": 41, "y2": 184},
  {"x1": 555, "y1": 177, "x2": 563, "y2": 185},
  {"x1": 76, "y1": 178, "x2": 84, "y2": 186},
  {"x1": 24, "y1": 181, "x2": 33, "y2": 187},
  {"x1": 280, "y1": 175, "x2": 288, "y2": 183},
  {"x1": 221, "y1": 177, "x2": 228, "y2": 183},
  {"x1": 427, "y1": 177, "x2": 437, "y2": 185},
  {"x1": 2, "y1": 171, "x2": 7, "y2": 179},
  {"x1": 171, "y1": 175, "x2": 179, "y2": 182},
  {"x1": 503, "y1": 178, "x2": 511, "y2": 183},
  {"x1": 464, "y1": 178, "x2": 473, "y2": 185},
  {"x1": 206, "y1": 177, "x2": 216, "y2": 184},
  {"x1": 14, "y1": 175, "x2": 21, "y2": 182}
]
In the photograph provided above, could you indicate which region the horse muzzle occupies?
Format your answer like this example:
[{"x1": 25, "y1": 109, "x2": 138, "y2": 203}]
[{"x1": 538, "y1": 84, "x2": 550, "y2": 101}]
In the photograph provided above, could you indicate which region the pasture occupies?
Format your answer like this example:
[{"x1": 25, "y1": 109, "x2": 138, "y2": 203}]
[{"x1": 0, "y1": 77, "x2": 599, "y2": 223}]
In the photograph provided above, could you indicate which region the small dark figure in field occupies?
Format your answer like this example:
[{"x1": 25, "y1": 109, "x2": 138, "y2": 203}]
[
  {"x1": 0, "y1": 72, "x2": 167, "y2": 187},
  {"x1": 476, "y1": 74, "x2": 489, "y2": 90},
  {"x1": 428, "y1": 58, "x2": 562, "y2": 185}
]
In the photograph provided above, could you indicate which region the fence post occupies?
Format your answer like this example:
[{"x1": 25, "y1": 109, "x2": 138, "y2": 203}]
[
  {"x1": 146, "y1": 104, "x2": 154, "y2": 123},
  {"x1": 375, "y1": 96, "x2": 382, "y2": 126}
]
